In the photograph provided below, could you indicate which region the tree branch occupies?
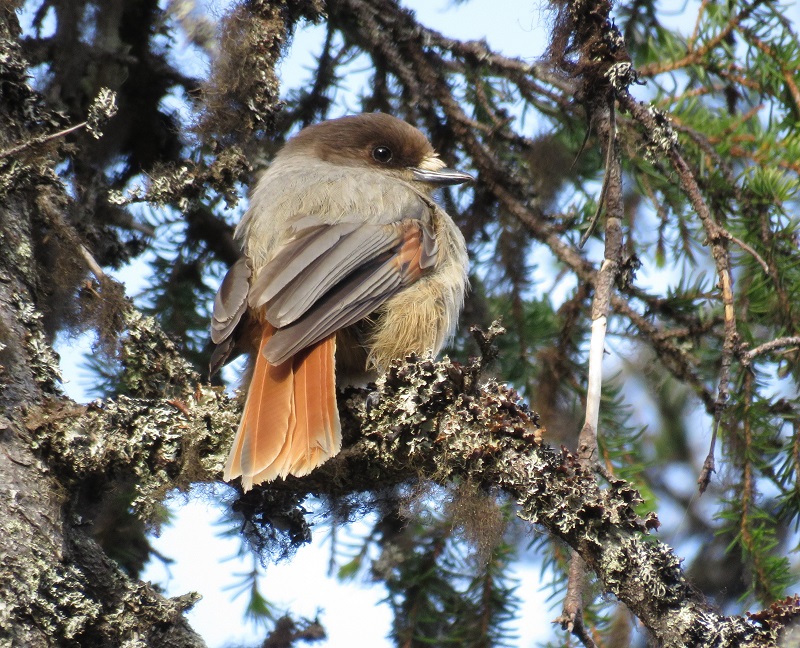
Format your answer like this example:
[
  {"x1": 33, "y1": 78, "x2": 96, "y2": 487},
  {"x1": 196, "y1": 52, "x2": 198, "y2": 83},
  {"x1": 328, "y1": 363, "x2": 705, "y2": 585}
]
[{"x1": 29, "y1": 318, "x2": 799, "y2": 645}]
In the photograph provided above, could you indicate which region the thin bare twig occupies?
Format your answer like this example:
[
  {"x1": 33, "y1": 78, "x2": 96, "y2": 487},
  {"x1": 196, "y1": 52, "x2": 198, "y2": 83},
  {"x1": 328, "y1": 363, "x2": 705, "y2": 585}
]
[
  {"x1": 743, "y1": 337, "x2": 800, "y2": 364},
  {"x1": 579, "y1": 105, "x2": 616, "y2": 249},
  {"x1": 722, "y1": 232, "x2": 770, "y2": 274},
  {"x1": 582, "y1": 96, "x2": 624, "y2": 450},
  {"x1": 0, "y1": 122, "x2": 87, "y2": 160},
  {"x1": 555, "y1": 552, "x2": 598, "y2": 648},
  {"x1": 78, "y1": 244, "x2": 107, "y2": 281}
]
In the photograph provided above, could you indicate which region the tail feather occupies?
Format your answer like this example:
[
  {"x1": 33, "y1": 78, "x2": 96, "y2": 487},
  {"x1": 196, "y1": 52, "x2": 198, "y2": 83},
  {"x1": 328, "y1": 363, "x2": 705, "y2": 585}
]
[
  {"x1": 286, "y1": 335, "x2": 333, "y2": 476},
  {"x1": 224, "y1": 324, "x2": 341, "y2": 491},
  {"x1": 321, "y1": 338, "x2": 338, "y2": 455},
  {"x1": 323, "y1": 342, "x2": 340, "y2": 453}
]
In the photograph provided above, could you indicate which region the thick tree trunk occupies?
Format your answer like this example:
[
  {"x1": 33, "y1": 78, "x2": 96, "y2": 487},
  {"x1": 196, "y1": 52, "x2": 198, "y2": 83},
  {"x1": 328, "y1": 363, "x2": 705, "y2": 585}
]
[
  {"x1": 0, "y1": 201, "x2": 206, "y2": 647},
  {"x1": 0, "y1": 14, "x2": 205, "y2": 646}
]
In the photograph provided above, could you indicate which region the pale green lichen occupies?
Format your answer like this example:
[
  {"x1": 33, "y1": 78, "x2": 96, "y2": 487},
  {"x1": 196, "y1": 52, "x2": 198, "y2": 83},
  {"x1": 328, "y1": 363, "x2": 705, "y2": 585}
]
[
  {"x1": 85, "y1": 88, "x2": 118, "y2": 140},
  {"x1": 34, "y1": 384, "x2": 238, "y2": 524},
  {"x1": 348, "y1": 351, "x2": 769, "y2": 644},
  {"x1": 642, "y1": 104, "x2": 679, "y2": 161},
  {"x1": 26, "y1": 303, "x2": 238, "y2": 526},
  {"x1": 605, "y1": 61, "x2": 636, "y2": 90},
  {"x1": 1, "y1": 550, "x2": 101, "y2": 644},
  {"x1": 13, "y1": 294, "x2": 62, "y2": 392}
]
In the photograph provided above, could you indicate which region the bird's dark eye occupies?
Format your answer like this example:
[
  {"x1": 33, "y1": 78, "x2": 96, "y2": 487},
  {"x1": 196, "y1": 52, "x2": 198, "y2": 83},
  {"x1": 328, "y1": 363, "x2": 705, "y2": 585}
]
[{"x1": 372, "y1": 146, "x2": 393, "y2": 163}]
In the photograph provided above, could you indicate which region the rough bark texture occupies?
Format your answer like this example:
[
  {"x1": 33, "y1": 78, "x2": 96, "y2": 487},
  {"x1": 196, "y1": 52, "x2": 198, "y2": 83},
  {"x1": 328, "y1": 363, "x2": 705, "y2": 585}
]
[
  {"x1": 0, "y1": 176, "x2": 207, "y2": 648},
  {"x1": 0, "y1": 11, "x2": 204, "y2": 647}
]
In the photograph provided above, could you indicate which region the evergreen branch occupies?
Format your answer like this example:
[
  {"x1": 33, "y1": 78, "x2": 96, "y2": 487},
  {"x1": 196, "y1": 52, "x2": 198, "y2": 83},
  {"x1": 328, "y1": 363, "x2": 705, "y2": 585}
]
[
  {"x1": 330, "y1": 0, "x2": 727, "y2": 433},
  {"x1": 668, "y1": 114, "x2": 797, "y2": 326},
  {"x1": 617, "y1": 92, "x2": 740, "y2": 493},
  {"x1": 741, "y1": 28, "x2": 800, "y2": 117},
  {"x1": 9, "y1": 0, "x2": 799, "y2": 644},
  {"x1": 688, "y1": 0, "x2": 712, "y2": 51},
  {"x1": 638, "y1": 1, "x2": 767, "y2": 77}
]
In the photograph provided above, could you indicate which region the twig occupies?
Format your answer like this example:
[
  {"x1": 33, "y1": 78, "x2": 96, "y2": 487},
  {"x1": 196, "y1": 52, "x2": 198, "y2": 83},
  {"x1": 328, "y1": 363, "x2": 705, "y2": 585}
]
[
  {"x1": 639, "y1": 1, "x2": 766, "y2": 77},
  {"x1": 0, "y1": 87, "x2": 117, "y2": 160},
  {"x1": 698, "y1": 421, "x2": 719, "y2": 493},
  {"x1": 581, "y1": 98, "x2": 624, "y2": 458},
  {"x1": 618, "y1": 93, "x2": 739, "y2": 493},
  {"x1": 723, "y1": 231, "x2": 770, "y2": 274},
  {"x1": 579, "y1": 105, "x2": 616, "y2": 249},
  {"x1": 570, "y1": 121, "x2": 593, "y2": 173},
  {"x1": 0, "y1": 122, "x2": 87, "y2": 160},
  {"x1": 743, "y1": 337, "x2": 800, "y2": 364},
  {"x1": 741, "y1": 27, "x2": 800, "y2": 119},
  {"x1": 555, "y1": 551, "x2": 598, "y2": 648},
  {"x1": 688, "y1": 0, "x2": 712, "y2": 50},
  {"x1": 78, "y1": 244, "x2": 107, "y2": 281}
]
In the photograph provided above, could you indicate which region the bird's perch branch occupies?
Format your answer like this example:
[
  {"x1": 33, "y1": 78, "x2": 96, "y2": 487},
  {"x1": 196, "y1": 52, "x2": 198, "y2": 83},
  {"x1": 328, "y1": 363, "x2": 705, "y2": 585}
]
[{"x1": 27, "y1": 313, "x2": 800, "y2": 646}]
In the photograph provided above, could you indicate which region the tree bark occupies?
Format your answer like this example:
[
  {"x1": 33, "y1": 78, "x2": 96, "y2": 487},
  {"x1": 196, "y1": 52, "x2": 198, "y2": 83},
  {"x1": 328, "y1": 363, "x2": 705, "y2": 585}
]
[{"x1": 0, "y1": 14, "x2": 205, "y2": 646}]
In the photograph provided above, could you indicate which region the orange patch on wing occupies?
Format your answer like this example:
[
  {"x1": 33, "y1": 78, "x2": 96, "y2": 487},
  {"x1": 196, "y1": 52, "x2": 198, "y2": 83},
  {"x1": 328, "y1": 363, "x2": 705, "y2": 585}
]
[{"x1": 394, "y1": 221, "x2": 426, "y2": 282}]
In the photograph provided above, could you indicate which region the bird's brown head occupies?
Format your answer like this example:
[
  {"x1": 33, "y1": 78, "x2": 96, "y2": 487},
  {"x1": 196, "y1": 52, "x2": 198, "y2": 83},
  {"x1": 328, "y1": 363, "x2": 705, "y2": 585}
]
[{"x1": 281, "y1": 113, "x2": 473, "y2": 188}]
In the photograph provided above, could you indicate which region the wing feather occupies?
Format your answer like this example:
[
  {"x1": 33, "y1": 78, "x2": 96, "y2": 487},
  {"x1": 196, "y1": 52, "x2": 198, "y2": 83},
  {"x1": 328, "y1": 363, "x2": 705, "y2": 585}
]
[
  {"x1": 235, "y1": 213, "x2": 437, "y2": 367},
  {"x1": 249, "y1": 219, "x2": 412, "y2": 327},
  {"x1": 211, "y1": 257, "x2": 251, "y2": 344},
  {"x1": 263, "y1": 220, "x2": 435, "y2": 365},
  {"x1": 264, "y1": 227, "x2": 392, "y2": 325},
  {"x1": 247, "y1": 222, "x2": 356, "y2": 310}
]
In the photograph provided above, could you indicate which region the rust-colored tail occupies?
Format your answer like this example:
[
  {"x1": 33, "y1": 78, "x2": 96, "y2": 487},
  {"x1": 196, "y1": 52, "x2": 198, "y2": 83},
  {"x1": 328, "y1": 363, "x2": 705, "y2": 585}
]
[{"x1": 223, "y1": 324, "x2": 341, "y2": 491}]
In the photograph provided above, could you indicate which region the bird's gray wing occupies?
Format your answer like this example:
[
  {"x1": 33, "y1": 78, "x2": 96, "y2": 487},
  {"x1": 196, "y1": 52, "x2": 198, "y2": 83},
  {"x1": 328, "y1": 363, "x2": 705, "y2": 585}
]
[
  {"x1": 247, "y1": 216, "x2": 438, "y2": 366},
  {"x1": 209, "y1": 257, "x2": 252, "y2": 375}
]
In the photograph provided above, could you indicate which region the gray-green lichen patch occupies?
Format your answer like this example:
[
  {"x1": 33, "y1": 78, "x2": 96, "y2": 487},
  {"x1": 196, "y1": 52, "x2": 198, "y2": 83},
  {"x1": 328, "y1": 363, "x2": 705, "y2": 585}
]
[
  {"x1": 26, "y1": 306, "x2": 238, "y2": 524},
  {"x1": 29, "y1": 383, "x2": 238, "y2": 523},
  {"x1": 118, "y1": 310, "x2": 199, "y2": 399},
  {"x1": 343, "y1": 350, "x2": 776, "y2": 644},
  {"x1": 17, "y1": 294, "x2": 62, "y2": 393},
  {"x1": 1, "y1": 535, "x2": 202, "y2": 647},
  {"x1": 360, "y1": 353, "x2": 540, "y2": 482},
  {"x1": 642, "y1": 104, "x2": 679, "y2": 161},
  {"x1": 1, "y1": 549, "x2": 102, "y2": 645}
]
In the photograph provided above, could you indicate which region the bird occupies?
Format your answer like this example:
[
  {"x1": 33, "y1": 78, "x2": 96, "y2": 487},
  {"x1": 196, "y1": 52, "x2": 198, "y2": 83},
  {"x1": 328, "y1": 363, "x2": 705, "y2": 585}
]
[{"x1": 210, "y1": 112, "x2": 471, "y2": 491}]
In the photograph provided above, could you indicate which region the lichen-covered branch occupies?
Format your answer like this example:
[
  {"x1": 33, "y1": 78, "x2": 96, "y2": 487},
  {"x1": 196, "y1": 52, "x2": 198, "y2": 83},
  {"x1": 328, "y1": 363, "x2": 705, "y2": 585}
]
[
  {"x1": 20, "y1": 300, "x2": 799, "y2": 645},
  {"x1": 319, "y1": 354, "x2": 795, "y2": 648}
]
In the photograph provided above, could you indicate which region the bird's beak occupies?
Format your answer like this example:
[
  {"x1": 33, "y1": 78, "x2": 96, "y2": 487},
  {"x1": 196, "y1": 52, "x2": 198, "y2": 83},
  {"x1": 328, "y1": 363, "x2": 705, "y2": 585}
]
[
  {"x1": 411, "y1": 166, "x2": 475, "y2": 186},
  {"x1": 410, "y1": 153, "x2": 474, "y2": 186}
]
